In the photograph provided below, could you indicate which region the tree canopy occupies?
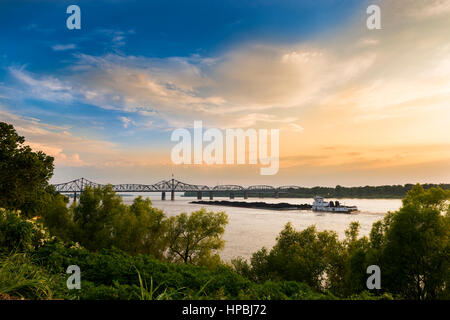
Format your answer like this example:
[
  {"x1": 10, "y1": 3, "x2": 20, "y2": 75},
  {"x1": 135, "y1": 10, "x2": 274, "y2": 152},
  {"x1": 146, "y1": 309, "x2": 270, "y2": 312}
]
[
  {"x1": 166, "y1": 208, "x2": 228, "y2": 267},
  {"x1": 0, "y1": 122, "x2": 54, "y2": 218},
  {"x1": 376, "y1": 184, "x2": 450, "y2": 299}
]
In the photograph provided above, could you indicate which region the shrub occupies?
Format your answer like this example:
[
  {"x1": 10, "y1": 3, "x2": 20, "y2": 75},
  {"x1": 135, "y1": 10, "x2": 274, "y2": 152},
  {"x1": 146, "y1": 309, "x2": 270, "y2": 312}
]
[{"x1": 0, "y1": 208, "x2": 50, "y2": 253}]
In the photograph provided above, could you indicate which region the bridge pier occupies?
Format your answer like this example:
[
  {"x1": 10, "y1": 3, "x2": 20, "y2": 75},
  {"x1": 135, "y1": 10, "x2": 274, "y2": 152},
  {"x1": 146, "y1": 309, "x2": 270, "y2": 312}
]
[
  {"x1": 230, "y1": 192, "x2": 235, "y2": 199},
  {"x1": 161, "y1": 191, "x2": 166, "y2": 200},
  {"x1": 275, "y1": 191, "x2": 279, "y2": 199},
  {"x1": 73, "y1": 192, "x2": 77, "y2": 202},
  {"x1": 244, "y1": 191, "x2": 248, "y2": 199},
  {"x1": 197, "y1": 191, "x2": 202, "y2": 200},
  {"x1": 209, "y1": 191, "x2": 213, "y2": 200},
  {"x1": 259, "y1": 192, "x2": 264, "y2": 198},
  {"x1": 171, "y1": 190, "x2": 175, "y2": 201}
]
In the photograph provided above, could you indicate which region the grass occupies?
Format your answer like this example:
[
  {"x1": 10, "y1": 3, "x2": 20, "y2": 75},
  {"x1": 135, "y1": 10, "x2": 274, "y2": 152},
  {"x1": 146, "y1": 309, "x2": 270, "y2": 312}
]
[
  {"x1": 0, "y1": 253, "x2": 56, "y2": 299},
  {"x1": 136, "y1": 270, "x2": 180, "y2": 300},
  {"x1": 136, "y1": 268, "x2": 213, "y2": 300}
]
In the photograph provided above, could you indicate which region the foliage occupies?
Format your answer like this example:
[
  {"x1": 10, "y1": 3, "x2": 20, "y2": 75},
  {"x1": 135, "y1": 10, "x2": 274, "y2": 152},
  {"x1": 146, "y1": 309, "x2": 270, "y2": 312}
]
[
  {"x1": 0, "y1": 122, "x2": 54, "y2": 218},
  {"x1": 75, "y1": 281, "x2": 140, "y2": 300},
  {"x1": 64, "y1": 187, "x2": 169, "y2": 259},
  {"x1": 72, "y1": 185, "x2": 127, "y2": 251},
  {"x1": 0, "y1": 253, "x2": 58, "y2": 299},
  {"x1": 0, "y1": 208, "x2": 51, "y2": 253},
  {"x1": 112, "y1": 196, "x2": 167, "y2": 259},
  {"x1": 235, "y1": 223, "x2": 344, "y2": 292},
  {"x1": 237, "y1": 280, "x2": 334, "y2": 300},
  {"x1": 374, "y1": 184, "x2": 450, "y2": 299},
  {"x1": 32, "y1": 243, "x2": 334, "y2": 300},
  {"x1": 166, "y1": 208, "x2": 228, "y2": 266},
  {"x1": 39, "y1": 194, "x2": 74, "y2": 242}
]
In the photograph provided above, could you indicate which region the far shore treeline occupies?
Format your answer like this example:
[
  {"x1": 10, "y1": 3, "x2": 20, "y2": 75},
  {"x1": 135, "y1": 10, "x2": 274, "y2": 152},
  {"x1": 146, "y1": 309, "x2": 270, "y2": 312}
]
[
  {"x1": 185, "y1": 184, "x2": 450, "y2": 199},
  {"x1": 0, "y1": 121, "x2": 449, "y2": 301}
]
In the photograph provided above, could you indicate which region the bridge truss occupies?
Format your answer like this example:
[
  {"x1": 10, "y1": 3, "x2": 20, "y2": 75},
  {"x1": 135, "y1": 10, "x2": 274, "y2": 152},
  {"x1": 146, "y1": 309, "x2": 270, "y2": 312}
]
[{"x1": 52, "y1": 178, "x2": 304, "y2": 200}]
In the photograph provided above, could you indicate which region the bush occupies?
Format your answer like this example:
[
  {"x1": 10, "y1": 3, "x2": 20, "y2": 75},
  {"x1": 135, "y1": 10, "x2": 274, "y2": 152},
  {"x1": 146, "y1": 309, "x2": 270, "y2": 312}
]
[
  {"x1": 33, "y1": 243, "x2": 335, "y2": 300},
  {"x1": 0, "y1": 208, "x2": 50, "y2": 253},
  {"x1": 239, "y1": 280, "x2": 332, "y2": 300},
  {"x1": 78, "y1": 281, "x2": 141, "y2": 300}
]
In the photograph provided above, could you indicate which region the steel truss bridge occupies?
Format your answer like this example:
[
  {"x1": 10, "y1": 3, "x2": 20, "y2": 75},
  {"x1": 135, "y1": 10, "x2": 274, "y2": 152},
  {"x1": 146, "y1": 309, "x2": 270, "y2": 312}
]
[{"x1": 52, "y1": 178, "x2": 304, "y2": 201}]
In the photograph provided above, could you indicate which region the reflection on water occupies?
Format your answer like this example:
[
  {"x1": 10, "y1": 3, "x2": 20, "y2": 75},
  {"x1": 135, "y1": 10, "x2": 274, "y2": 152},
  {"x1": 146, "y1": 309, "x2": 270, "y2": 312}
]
[{"x1": 121, "y1": 194, "x2": 402, "y2": 261}]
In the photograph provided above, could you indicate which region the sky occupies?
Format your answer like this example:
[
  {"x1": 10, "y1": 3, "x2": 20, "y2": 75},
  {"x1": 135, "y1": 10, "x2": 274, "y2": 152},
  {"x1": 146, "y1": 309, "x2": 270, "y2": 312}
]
[{"x1": 0, "y1": 0, "x2": 449, "y2": 187}]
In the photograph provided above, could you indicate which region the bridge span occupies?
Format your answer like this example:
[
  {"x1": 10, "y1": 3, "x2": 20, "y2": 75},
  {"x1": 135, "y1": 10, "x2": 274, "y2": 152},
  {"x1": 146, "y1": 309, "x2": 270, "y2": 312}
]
[{"x1": 52, "y1": 178, "x2": 303, "y2": 201}]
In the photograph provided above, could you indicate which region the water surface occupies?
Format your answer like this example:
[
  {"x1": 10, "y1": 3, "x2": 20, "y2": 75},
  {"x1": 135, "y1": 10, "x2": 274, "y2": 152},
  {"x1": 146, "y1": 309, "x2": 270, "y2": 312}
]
[{"x1": 121, "y1": 194, "x2": 402, "y2": 261}]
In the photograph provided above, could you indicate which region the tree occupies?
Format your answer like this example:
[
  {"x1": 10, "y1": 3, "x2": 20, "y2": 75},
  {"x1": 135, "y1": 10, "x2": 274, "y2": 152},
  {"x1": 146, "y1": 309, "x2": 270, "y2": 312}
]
[
  {"x1": 40, "y1": 192, "x2": 74, "y2": 242},
  {"x1": 72, "y1": 185, "x2": 127, "y2": 251},
  {"x1": 0, "y1": 122, "x2": 54, "y2": 217},
  {"x1": 376, "y1": 184, "x2": 450, "y2": 299},
  {"x1": 247, "y1": 223, "x2": 344, "y2": 292},
  {"x1": 339, "y1": 222, "x2": 371, "y2": 296},
  {"x1": 111, "y1": 196, "x2": 168, "y2": 258},
  {"x1": 61, "y1": 187, "x2": 169, "y2": 258},
  {"x1": 166, "y1": 208, "x2": 228, "y2": 267}
]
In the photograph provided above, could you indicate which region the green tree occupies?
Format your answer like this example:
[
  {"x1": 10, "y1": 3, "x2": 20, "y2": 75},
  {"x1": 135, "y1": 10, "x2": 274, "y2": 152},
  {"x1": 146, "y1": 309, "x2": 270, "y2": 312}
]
[
  {"x1": 339, "y1": 222, "x2": 371, "y2": 296},
  {"x1": 247, "y1": 223, "x2": 344, "y2": 292},
  {"x1": 62, "y1": 187, "x2": 168, "y2": 258},
  {"x1": 72, "y1": 185, "x2": 127, "y2": 251},
  {"x1": 111, "y1": 196, "x2": 168, "y2": 258},
  {"x1": 0, "y1": 122, "x2": 54, "y2": 218},
  {"x1": 376, "y1": 184, "x2": 450, "y2": 299},
  {"x1": 166, "y1": 208, "x2": 228, "y2": 267},
  {"x1": 40, "y1": 193, "x2": 74, "y2": 242}
]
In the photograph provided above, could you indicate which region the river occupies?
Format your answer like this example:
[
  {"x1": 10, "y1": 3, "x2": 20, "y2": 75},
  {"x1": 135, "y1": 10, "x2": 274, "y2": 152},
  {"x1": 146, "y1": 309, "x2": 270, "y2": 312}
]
[{"x1": 120, "y1": 194, "x2": 402, "y2": 261}]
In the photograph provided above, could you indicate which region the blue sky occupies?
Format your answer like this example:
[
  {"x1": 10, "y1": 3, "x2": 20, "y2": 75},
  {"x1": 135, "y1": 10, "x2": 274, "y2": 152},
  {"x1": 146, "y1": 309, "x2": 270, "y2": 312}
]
[
  {"x1": 1, "y1": 0, "x2": 449, "y2": 186},
  {"x1": 1, "y1": 1, "x2": 364, "y2": 58},
  {"x1": 0, "y1": 0, "x2": 366, "y2": 151}
]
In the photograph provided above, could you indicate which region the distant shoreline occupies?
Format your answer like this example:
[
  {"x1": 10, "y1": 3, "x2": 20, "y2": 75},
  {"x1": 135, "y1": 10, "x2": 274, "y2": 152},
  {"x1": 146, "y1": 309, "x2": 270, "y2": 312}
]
[
  {"x1": 184, "y1": 195, "x2": 405, "y2": 199},
  {"x1": 184, "y1": 183, "x2": 450, "y2": 199}
]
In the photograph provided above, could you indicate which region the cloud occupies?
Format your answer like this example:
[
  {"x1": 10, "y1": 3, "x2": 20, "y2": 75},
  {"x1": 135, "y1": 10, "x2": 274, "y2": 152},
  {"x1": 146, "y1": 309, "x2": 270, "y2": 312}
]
[
  {"x1": 9, "y1": 1, "x2": 450, "y2": 144},
  {"x1": 52, "y1": 44, "x2": 77, "y2": 51},
  {"x1": 6, "y1": 35, "x2": 375, "y2": 132},
  {"x1": 118, "y1": 116, "x2": 134, "y2": 128},
  {"x1": 0, "y1": 108, "x2": 117, "y2": 168},
  {"x1": 87, "y1": 28, "x2": 135, "y2": 48},
  {"x1": 289, "y1": 124, "x2": 304, "y2": 133},
  {"x1": 3, "y1": 0, "x2": 450, "y2": 184},
  {"x1": 9, "y1": 67, "x2": 73, "y2": 102},
  {"x1": 405, "y1": 0, "x2": 450, "y2": 18}
]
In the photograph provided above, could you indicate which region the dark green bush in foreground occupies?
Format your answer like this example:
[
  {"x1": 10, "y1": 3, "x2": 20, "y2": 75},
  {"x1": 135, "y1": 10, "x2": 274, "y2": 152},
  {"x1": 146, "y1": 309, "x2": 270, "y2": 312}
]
[{"x1": 31, "y1": 242, "x2": 333, "y2": 300}]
